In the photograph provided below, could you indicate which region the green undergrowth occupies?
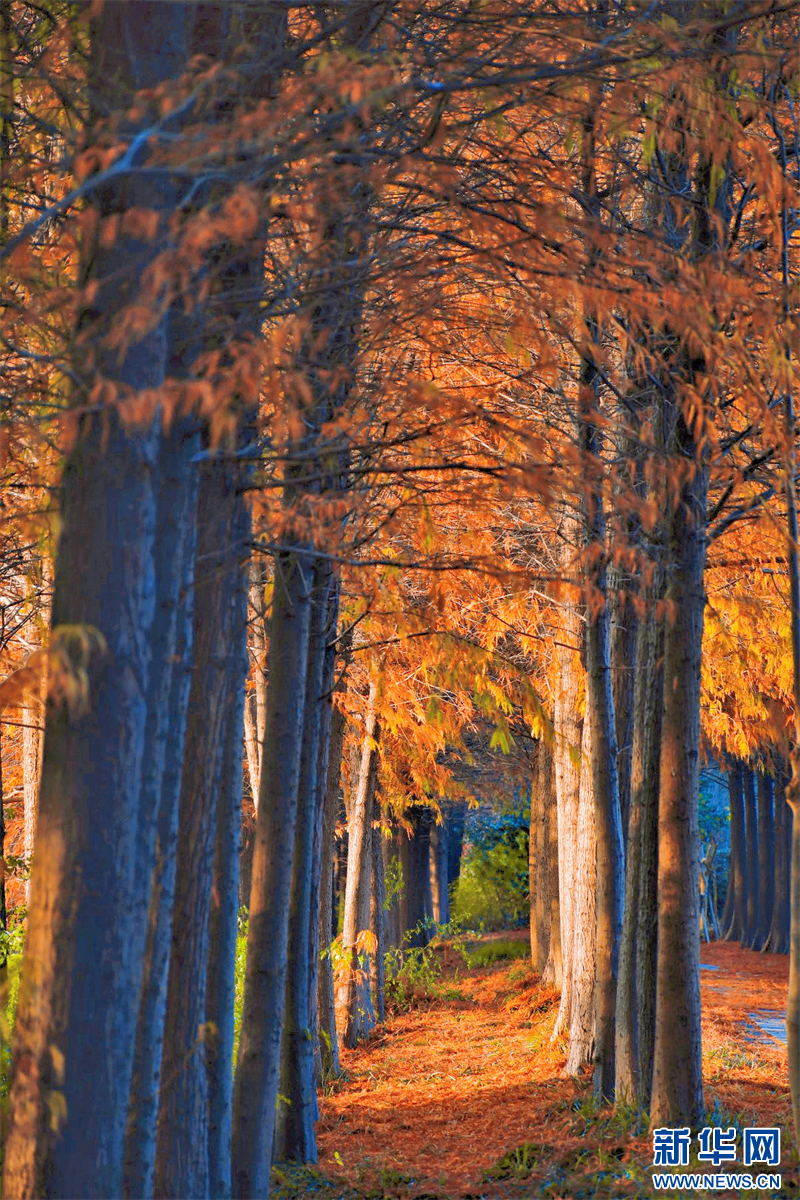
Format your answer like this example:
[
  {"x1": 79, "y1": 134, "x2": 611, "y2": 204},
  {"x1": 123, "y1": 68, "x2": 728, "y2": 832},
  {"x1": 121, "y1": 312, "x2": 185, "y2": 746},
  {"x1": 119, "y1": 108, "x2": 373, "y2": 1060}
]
[
  {"x1": 384, "y1": 919, "x2": 469, "y2": 1012},
  {"x1": 451, "y1": 829, "x2": 529, "y2": 931},
  {"x1": 465, "y1": 938, "x2": 528, "y2": 969}
]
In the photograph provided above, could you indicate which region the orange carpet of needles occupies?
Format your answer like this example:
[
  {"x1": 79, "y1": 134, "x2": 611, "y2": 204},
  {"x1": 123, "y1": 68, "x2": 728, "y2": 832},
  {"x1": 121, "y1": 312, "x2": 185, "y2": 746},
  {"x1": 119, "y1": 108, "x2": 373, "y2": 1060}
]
[{"x1": 310, "y1": 933, "x2": 798, "y2": 1199}]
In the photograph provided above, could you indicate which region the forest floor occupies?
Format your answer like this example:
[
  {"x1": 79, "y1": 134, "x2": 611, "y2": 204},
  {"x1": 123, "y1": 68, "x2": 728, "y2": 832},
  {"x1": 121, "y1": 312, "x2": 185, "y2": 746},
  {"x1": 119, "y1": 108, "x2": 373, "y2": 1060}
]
[{"x1": 275, "y1": 933, "x2": 796, "y2": 1199}]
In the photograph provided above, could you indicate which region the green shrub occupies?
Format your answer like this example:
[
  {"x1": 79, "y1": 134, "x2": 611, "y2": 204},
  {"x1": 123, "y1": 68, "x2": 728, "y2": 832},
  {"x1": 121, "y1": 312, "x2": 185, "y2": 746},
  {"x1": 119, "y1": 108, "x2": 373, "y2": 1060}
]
[
  {"x1": 384, "y1": 918, "x2": 468, "y2": 1011},
  {"x1": 233, "y1": 908, "x2": 248, "y2": 1065},
  {"x1": 1, "y1": 954, "x2": 24, "y2": 1104},
  {"x1": 451, "y1": 829, "x2": 529, "y2": 931}
]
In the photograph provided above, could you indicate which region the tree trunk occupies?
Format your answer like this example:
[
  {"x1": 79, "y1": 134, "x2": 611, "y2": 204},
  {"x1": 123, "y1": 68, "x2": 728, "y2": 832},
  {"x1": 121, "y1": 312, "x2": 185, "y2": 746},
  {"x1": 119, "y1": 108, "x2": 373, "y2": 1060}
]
[
  {"x1": 430, "y1": 818, "x2": 450, "y2": 926},
  {"x1": 610, "y1": 584, "x2": 637, "y2": 843},
  {"x1": 370, "y1": 816, "x2": 386, "y2": 1023},
  {"x1": 635, "y1": 603, "x2": 664, "y2": 1113},
  {"x1": 445, "y1": 802, "x2": 466, "y2": 891},
  {"x1": 723, "y1": 758, "x2": 747, "y2": 943},
  {"x1": 123, "y1": 417, "x2": 200, "y2": 1200},
  {"x1": 756, "y1": 770, "x2": 775, "y2": 952},
  {"x1": 2, "y1": 12, "x2": 192, "y2": 1194},
  {"x1": 616, "y1": 575, "x2": 663, "y2": 1105},
  {"x1": 585, "y1": 576, "x2": 623, "y2": 1100},
  {"x1": 318, "y1": 701, "x2": 346, "y2": 1079},
  {"x1": 383, "y1": 829, "x2": 403, "y2": 951},
  {"x1": 244, "y1": 557, "x2": 269, "y2": 809},
  {"x1": 541, "y1": 740, "x2": 562, "y2": 989},
  {"x1": 206, "y1": 532, "x2": 249, "y2": 1200},
  {"x1": 551, "y1": 530, "x2": 583, "y2": 1043},
  {"x1": 337, "y1": 685, "x2": 379, "y2": 1048},
  {"x1": 231, "y1": 550, "x2": 313, "y2": 1199},
  {"x1": 529, "y1": 740, "x2": 549, "y2": 974},
  {"x1": 274, "y1": 565, "x2": 337, "y2": 1163},
  {"x1": 154, "y1": 455, "x2": 249, "y2": 1200},
  {"x1": 650, "y1": 433, "x2": 707, "y2": 1129},
  {"x1": 742, "y1": 764, "x2": 760, "y2": 949},
  {"x1": 400, "y1": 806, "x2": 434, "y2": 948},
  {"x1": 565, "y1": 713, "x2": 596, "y2": 1076},
  {"x1": 767, "y1": 764, "x2": 790, "y2": 955}
]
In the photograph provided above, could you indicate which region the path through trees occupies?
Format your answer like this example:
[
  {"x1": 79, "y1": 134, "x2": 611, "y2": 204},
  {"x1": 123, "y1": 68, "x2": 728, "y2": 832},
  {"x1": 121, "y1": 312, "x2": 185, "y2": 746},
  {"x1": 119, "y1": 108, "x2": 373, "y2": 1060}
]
[{"x1": 312, "y1": 936, "x2": 794, "y2": 1199}]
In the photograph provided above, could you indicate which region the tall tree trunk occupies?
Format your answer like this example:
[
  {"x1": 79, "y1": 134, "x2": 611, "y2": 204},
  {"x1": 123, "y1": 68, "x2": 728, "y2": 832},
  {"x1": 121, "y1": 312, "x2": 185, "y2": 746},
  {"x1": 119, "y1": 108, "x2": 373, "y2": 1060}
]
[
  {"x1": 123, "y1": 416, "x2": 200, "y2": 1200},
  {"x1": 616, "y1": 579, "x2": 663, "y2": 1106},
  {"x1": 445, "y1": 802, "x2": 466, "y2": 891},
  {"x1": 585, "y1": 585, "x2": 623, "y2": 1100},
  {"x1": 756, "y1": 770, "x2": 775, "y2": 952},
  {"x1": 400, "y1": 807, "x2": 434, "y2": 948},
  {"x1": 231, "y1": 550, "x2": 313, "y2": 1199},
  {"x1": 742, "y1": 764, "x2": 760, "y2": 949},
  {"x1": 206, "y1": 532, "x2": 249, "y2": 1200},
  {"x1": 244, "y1": 558, "x2": 269, "y2": 810},
  {"x1": 529, "y1": 740, "x2": 549, "y2": 974},
  {"x1": 307, "y1": 593, "x2": 345, "y2": 1093},
  {"x1": 551, "y1": 529, "x2": 583, "y2": 1042},
  {"x1": 318, "y1": 701, "x2": 347, "y2": 1079},
  {"x1": 565, "y1": 713, "x2": 596, "y2": 1075},
  {"x1": 610, "y1": 584, "x2": 637, "y2": 842},
  {"x1": 383, "y1": 829, "x2": 403, "y2": 951},
  {"x1": 154, "y1": 455, "x2": 250, "y2": 1200},
  {"x1": 430, "y1": 819, "x2": 450, "y2": 926},
  {"x1": 2, "y1": 12, "x2": 192, "y2": 1195},
  {"x1": 723, "y1": 758, "x2": 747, "y2": 943},
  {"x1": 770, "y1": 98, "x2": 800, "y2": 1142},
  {"x1": 650, "y1": 424, "x2": 707, "y2": 1129},
  {"x1": 540, "y1": 740, "x2": 562, "y2": 989},
  {"x1": 337, "y1": 685, "x2": 379, "y2": 1049},
  {"x1": 634, "y1": 599, "x2": 664, "y2": 1111},
  {"x1": 274, "y1": 565, "x2": 337, "y2": 1163},
  {"x1": 766, "y1": 764, "x2": 790, "y2": 955},
  {"x1": 370, "y1": 816, "x2": 386, "y2": 1023}
]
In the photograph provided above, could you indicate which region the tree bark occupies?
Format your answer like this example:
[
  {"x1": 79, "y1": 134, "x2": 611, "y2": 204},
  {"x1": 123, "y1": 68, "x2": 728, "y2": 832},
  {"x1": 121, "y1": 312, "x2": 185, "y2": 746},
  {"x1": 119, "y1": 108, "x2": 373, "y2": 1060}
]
[
  {"x1": 551, "y1": 529, "x2": 583, "y2": 1043},
  {"x1": 400, "y1": 806, "x2": 434, "y2": 948},
  {"x1": 383, "y1": 829, "x2": 403, "y2": 951},
  {"x1": 370, "y1": 815, "x2": 386, "y2": 1023},
  {"x1": 723, "y1": 758, "x2": 747, "y2": 943},
  {"x1": 206, "y1": 531, "x2": 249, "y2": 1200},
  {"x1": 650, "y1": 428, "x2": 707, "y2": 1129},
  {"x1": 244, "y1": 558, "x2": 269, "y2": 810},
  {"x1": 231, "y1": 550, "x2": 313, "y2": 1199},
  {"x1": 616, "y1": 574, "x2": 663, "y2": 1106},
  {"x1": 445, "y1": 802, "x2": 466, "y2": 891},
  {"x1": 755, "y1": 770, "x2": 775, "y2": 952},
  {"x1": 154, "y1": 454, "x2": 249, "y2": 1200},
  {"x1": 274, "y1": 565, "x2": 337, "y2": 1163},
  {"x1": 337, "y1": 684, "x2": 379, "y2": 1049},
  {"x1": 766, "y1": 764, "x2": 790, "y2": 955},
  {"x1": 318, "y1": 699, "x2": 347, "y2": 1079},
  {"x1": 585, "y1": 577, "x2": 624, "y2": 1100},
  {"x1": 610, "y1": 584, "x2": 637, "y2": 843},
  {"x1": 541, "y1": 740, "x2": 562, "y2": 989},
  {"x1": 430, "y1": 819, "x2": 450, "y2": 926},
  {"x1": 529, "y1": 740, "x2": 549, "y2": 975},
  {"x1": 742, "y1": 764, "x2": 760, "y2": 949},
  {"x1": 565, "y1": 713, "x2": 596, "y2": 1076},
  {"x1": 123, "y1": 417, "x2": 200, "y2": 1200},
  {"x1": 2, "y1": 12, "x2": 192, "y2": 1194}
]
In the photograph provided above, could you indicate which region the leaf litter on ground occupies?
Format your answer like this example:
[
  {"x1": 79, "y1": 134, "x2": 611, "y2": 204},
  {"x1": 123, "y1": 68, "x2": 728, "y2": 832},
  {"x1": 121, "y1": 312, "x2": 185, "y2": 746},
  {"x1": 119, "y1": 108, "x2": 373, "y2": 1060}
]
[{"x1": 281, "y1": 933, "x2": 800, "y2": 1199}]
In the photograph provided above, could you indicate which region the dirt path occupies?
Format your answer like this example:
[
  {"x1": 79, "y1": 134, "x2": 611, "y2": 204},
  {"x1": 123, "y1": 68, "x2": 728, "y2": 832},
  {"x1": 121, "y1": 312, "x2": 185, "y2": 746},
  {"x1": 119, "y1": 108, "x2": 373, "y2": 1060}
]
[{"x1": 311, "y1": 937, "x2": 794, "y2": 1199}]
